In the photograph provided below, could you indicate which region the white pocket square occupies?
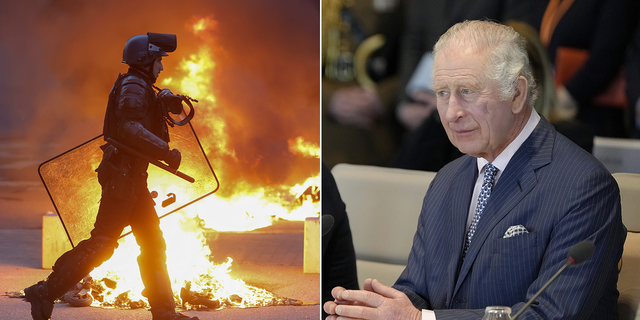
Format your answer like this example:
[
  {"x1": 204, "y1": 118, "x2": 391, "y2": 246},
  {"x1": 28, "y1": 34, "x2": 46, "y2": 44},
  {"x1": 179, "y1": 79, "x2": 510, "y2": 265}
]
[{"x1": 503, "y1": 225, "x2": 529, "y2": 238}]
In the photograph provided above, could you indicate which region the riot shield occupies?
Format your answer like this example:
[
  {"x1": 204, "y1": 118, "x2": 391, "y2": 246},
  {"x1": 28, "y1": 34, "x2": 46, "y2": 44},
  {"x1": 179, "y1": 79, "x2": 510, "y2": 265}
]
[{"x1": 38, "y1": 122, "x2": 219, "y2": 247}]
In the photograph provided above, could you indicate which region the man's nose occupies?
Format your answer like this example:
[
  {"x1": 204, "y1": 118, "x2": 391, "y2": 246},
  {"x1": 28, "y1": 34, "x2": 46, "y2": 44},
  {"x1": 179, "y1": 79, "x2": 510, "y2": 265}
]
[{"x1": 444, "y1": 95, "x2": 464, "y2": 121}]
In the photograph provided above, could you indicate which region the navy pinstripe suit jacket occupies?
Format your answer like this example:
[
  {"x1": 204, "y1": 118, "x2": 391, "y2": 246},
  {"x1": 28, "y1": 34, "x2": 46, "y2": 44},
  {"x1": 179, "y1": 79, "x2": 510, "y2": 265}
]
[{"x1": 393, "y1": 117, "x2": 626, "y2": 319}]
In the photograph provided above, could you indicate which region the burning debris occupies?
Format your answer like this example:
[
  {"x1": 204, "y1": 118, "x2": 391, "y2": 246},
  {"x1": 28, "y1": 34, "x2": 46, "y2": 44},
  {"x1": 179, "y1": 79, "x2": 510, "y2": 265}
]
[
  {"x1": 179, "y1": 281, "x2": 303, "y2": 311},
  {"x1": 82, "y1": 275, "x2": 303, "y2": 311},
  {"x1": 64, "y1": 277, "x2": 94, "y2": 307},
  {"x1": 11, "y1": 278, "x2": 305, "y2": 312},
  {"x1": 294, "y1": 185, "x2": 320, "y2": 207}
]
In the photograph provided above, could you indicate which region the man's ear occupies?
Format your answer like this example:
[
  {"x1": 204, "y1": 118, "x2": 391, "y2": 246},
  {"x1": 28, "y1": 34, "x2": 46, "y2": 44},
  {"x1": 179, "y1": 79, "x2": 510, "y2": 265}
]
[{"x1": 511, "y1": 75, "x2": 528, "y2": 114}]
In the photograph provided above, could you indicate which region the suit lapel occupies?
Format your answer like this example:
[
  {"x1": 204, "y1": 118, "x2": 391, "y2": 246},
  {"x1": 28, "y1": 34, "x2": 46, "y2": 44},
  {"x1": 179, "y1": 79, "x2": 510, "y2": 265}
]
[
  {"x1": 452, "y1": 117, "x2": 555, "y2": 296},
  {"x1": 442, "y1": 156, "x2": 477, "y2": 305}
]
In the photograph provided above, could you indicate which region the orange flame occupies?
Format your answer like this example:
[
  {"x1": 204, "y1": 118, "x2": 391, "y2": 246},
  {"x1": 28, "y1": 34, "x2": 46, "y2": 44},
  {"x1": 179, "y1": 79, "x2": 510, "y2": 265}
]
[
  {"x1": 191, "y1": 17, "x2": 217, "y2": 35},
  {"x1": 289, "y1": 136, "x2": 320, "y2": 158}
]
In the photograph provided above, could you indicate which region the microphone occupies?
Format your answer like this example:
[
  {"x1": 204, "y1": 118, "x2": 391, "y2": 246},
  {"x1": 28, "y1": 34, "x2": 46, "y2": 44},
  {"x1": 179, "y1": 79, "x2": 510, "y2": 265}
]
[
  {"x1": 511, "y1": 240, "x2": 595, "y2": 320},
  {"x1": 566, "y1": 240, "x2": 595, "y2": 265},
  {"x1": 322, "y1": 215, "x2": 335, "y2": 236}
]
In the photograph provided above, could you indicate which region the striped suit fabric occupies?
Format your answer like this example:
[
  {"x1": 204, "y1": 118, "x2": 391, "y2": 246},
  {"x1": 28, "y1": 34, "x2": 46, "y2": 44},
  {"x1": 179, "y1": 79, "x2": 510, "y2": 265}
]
[{"x1": 393, "y1": 117, "x2": 626, "y2": 319}]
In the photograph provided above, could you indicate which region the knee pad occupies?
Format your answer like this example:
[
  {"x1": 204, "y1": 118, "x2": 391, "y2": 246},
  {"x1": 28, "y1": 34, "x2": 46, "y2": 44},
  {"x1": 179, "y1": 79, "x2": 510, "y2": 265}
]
[{"x1": 78, "y1": 236, "x2": 118, "y2": 261}]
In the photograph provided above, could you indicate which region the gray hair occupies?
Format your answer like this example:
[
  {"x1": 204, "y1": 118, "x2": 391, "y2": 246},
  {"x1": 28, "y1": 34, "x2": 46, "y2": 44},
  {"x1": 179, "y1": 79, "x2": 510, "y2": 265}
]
[{"x1": 433, "y1": 20, "x2": 538, "y2": 108}]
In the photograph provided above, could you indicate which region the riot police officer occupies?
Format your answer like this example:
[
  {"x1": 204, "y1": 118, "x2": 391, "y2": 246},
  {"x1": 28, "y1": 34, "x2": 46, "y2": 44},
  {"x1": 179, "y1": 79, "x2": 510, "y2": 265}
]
[{"x1": 24, "y1": 33, "x2": 199, "y2": 320}]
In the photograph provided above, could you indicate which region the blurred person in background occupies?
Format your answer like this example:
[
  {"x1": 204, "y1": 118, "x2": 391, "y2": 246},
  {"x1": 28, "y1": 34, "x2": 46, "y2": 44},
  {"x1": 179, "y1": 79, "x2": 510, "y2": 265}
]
[
  {"x1": 626, "y1": 12, "x2": 640, "y2": 139},
  {"x1": 541, "y1": 0, "x2": 639, "y2": 138}
]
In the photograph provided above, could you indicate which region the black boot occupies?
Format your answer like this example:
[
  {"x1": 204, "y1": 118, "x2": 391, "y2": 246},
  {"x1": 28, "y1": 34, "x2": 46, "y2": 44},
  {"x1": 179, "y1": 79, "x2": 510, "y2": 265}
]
[
  {"x1": 24, "y1": 235, "x2": 117, "y2": 320},
  {"x1": 24, "y1": 282, "x2": 55, "y2": 320}
]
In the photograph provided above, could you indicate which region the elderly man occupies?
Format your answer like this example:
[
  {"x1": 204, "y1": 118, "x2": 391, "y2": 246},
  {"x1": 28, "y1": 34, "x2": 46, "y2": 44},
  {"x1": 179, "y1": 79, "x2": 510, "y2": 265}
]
[{"x1": 324, "y1": 20, "x2": 625, "y2": 320}]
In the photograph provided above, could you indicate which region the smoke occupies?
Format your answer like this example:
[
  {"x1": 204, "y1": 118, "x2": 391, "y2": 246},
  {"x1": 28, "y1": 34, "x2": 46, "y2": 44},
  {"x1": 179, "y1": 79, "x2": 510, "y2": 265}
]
[{"x1": 0, "y1": 0, "x2": 320, "y2": 196}]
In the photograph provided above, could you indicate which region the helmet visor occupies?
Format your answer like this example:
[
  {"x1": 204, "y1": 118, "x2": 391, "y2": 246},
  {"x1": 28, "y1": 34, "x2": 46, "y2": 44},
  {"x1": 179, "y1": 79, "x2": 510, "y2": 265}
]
[{"x1": 147, "y1": 32, "x2": 177, "y2": 53}]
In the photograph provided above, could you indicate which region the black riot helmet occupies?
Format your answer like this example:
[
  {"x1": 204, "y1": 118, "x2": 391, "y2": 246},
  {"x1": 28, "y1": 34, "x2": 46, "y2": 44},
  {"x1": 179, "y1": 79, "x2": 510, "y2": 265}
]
[{"x1": 122, "y1": 32, "x2": 177, "y2": 66}]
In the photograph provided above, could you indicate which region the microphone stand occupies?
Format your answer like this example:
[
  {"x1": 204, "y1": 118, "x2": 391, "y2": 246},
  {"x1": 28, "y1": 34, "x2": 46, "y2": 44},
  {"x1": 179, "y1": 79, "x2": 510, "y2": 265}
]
[
  {"x1": 511, "y1": 259, "x2": 571, "y2": 319},
  {"x1": 511, "y1": 240, "x2": 594, "y2": 320}
]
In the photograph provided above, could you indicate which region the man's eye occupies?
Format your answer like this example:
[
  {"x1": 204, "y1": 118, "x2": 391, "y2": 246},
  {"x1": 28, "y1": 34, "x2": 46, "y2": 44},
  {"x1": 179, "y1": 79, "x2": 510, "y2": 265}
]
[
  {"x1": 461, "y1": 88, "x2": 472, "y2": 94},
  {"x1": 437, "y1": 91, "x2": 449, "y2": 97}
]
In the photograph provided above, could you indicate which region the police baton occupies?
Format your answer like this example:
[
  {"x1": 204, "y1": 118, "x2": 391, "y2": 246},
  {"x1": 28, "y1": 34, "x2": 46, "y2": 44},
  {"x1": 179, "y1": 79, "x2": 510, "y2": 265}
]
[{"x1": 106, "y1": 138, "x2": 195, "y2": 183}]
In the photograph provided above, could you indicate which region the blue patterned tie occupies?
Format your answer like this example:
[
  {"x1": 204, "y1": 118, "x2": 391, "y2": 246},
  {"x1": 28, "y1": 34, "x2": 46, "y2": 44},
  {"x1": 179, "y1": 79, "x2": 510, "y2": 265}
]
[{"x1": 463, "y1": 163, "x2": 498, "y2": 257}]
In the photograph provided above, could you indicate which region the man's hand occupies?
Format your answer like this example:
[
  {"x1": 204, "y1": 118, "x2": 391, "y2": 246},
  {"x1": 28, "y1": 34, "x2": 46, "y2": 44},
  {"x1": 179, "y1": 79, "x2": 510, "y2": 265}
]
[
  {"x1": 553, "y1": 85, "x2": 578, "y2": 122},
  {"x1": 165, "y1": 148, "x2": 181, "y2": 170},
  {"x1": 329, "y1": 87, "x2": 384, "y2": 130},
  {"x1": 397, "y1": 89, "x2": 437, "y2": 131},
  {"x1": 324, "y1": 279, "x2": 422, "y2": 320},
  {"x1": 158, "y1": 88, "x2": 184, "y2": 114}
]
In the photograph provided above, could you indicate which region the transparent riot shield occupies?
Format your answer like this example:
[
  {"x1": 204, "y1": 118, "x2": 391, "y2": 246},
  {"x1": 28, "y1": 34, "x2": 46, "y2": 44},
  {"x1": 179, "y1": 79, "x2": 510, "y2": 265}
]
[{"x1": 38, "y1": 122, "x2": 219, "y2": 247}]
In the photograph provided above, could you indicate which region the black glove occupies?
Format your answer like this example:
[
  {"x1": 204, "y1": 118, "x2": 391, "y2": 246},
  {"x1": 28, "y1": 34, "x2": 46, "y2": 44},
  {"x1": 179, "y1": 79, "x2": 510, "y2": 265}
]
[
  {"x1": 165, "y1": 148, "x2": 182, "y2": 170},
  {"x1": 158, "y1": 89, "x2": 183, "y2": 114}
]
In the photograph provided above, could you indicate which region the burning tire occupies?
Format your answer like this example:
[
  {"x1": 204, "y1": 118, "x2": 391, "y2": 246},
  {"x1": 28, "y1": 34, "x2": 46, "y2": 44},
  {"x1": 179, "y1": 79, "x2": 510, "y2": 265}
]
[
  {"x1": 64, "y1": 278, "x2": 94, "y2": 307},
  {"x1": 65, "y1": 289, "x2": 93, "y2": 307}
]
